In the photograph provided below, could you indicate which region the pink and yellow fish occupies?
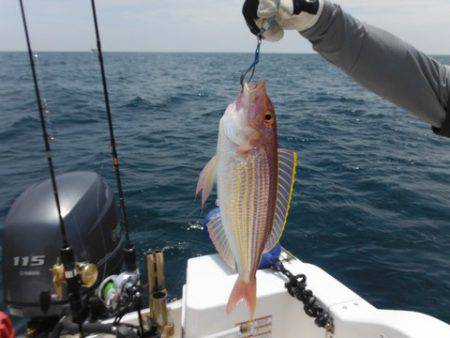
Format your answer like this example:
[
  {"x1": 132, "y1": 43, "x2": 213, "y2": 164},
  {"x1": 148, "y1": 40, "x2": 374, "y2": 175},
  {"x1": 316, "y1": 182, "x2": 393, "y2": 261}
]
[{"x1": 196, "y1": 80, "x2": 297, "y2": 318}]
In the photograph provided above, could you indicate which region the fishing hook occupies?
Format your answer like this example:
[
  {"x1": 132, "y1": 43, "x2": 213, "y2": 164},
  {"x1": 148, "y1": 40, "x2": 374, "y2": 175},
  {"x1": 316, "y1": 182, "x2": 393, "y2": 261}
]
[{"x1": 240, "y1": 35, "x2": 263, "y2": 90}]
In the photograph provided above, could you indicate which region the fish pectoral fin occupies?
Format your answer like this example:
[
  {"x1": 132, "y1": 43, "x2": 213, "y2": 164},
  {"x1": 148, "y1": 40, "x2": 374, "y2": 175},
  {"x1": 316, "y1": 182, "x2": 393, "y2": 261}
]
[
  {"x1": 265, "y1": 148, "x2": 298, "y2": 252},
  {"x1": 237, "y1": 140, "x2": 254, "y2": 155},
  {"x1": 195, "y1": 155, "x2": 218, "y2": 208},
  {"x1": 206, "y1": 212, "x2": 236, "y2": 271}
]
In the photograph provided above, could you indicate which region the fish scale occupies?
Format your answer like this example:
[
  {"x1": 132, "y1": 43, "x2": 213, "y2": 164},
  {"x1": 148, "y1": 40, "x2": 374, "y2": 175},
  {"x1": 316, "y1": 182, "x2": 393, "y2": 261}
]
[{"x1": 196, "y1": 80, "x2": 298, "y2": 318}]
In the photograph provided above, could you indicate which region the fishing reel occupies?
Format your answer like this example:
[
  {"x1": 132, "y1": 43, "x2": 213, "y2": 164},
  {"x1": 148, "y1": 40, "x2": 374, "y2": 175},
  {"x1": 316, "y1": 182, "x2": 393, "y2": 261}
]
[
  {"x1": 46, "y1": 248, "x2": 100, "y2": 325},
  {"x1": 45, "y1": 256, "x2": 143, "y2": 338},
  {"x1": 51, "y1": 259, "x2": 99, "y2": 301},
  {"x1": 97, "y1": 270, "x2": 141, "y2": 313}
]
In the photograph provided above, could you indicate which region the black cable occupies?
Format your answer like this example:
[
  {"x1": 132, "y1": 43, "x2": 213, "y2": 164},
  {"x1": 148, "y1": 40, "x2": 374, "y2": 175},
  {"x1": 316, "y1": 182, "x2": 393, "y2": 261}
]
[
  {"x1": 50, "y1": 316, "x2": 140, "y2": 338},
  {"x1": 19, "y1": 0, "x2": 69, "y2": 248},
  {"x1": 90, "y1": 0, "x2": 132, "y2": 248},
  {"x1": 137, "y1": 308, "x2": 144, "y2": 337},
  {"x1": 48, "y1": 316, "x2": 66, "y2": 338}
]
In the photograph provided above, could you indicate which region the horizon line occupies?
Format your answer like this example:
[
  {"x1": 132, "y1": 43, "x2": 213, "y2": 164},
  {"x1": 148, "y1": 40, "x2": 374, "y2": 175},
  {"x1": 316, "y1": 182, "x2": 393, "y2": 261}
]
[
  {"x1": 0, "y1": 50, "x2": 317, "y2": 55},
  {"x1": 1, "y1": 50, "x2": 449, "y2": 57}
]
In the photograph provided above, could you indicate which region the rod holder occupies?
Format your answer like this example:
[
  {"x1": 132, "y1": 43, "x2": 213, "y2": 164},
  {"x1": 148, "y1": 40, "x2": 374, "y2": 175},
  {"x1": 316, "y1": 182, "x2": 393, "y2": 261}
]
[
  {"x1": 146, "y1": 251, "x2": 156, "y2": 296},
  {"x1": 150, "y1": 290, "x2": 168, "y2": 328},
  {"x1": 161, "y1": 323, "x2": 175, "y2": 338},
  {"x1": 155, "y1": 250, "x2": 166, "y2": 290},
  {"x1": 146, "y1": 250, "x2": 166, "y2": 295},
  {"x1": 146, "y1": 250, "x2": 173, "y2": 335}
]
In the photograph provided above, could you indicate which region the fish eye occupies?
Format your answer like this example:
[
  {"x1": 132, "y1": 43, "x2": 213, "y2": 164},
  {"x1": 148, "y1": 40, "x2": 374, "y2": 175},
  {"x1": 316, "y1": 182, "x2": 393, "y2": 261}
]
[{"x1": 264, "y1": 111, "x2": 274, "y2": 124}]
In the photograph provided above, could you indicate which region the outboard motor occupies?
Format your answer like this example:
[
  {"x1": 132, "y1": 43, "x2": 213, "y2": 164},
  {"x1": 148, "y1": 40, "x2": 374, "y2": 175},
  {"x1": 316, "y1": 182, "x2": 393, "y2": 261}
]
[{"x1": 2, "y1": 171, "x2": 124, "y2": 318}]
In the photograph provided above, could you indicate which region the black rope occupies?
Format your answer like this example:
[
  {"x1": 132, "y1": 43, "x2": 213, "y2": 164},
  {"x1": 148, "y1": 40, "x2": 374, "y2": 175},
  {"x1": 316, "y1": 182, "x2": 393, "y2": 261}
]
[
  {"x1": 240, "y1": 36, "x2": 262, "y2": 89},
  {"x1": 19, "y1": 0, "x2": 69, "y2": 248},
  {"x1": 90, "y1": 0, "x2": 131, "y2": 248},
  {"x1": 273, "y1": 260, "x2": 334, "y2": 332}
]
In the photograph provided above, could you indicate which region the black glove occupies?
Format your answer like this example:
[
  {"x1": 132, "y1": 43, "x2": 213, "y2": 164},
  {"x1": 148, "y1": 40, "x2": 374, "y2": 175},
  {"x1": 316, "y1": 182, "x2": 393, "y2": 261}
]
[
  {"x1": 243, "y1": 0, "x2": 261, "y2": 36},
  {"x1": 243, "y1": 0, "x2": 320, "y2": 38}
]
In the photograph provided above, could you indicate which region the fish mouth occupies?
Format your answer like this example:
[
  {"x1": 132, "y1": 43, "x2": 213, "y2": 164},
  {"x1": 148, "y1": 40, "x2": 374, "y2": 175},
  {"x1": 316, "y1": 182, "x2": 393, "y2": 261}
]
[{"x1": 244, "y1": 80, "x2": 266, "y2": 94}]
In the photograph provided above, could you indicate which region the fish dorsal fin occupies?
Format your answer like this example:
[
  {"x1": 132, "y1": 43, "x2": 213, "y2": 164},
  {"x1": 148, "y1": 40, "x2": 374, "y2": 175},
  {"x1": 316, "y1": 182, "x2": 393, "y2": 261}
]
[
  {"x1": 206, "y1": 212, "x2": 236, "y2": 270},
  {"x1": 195, "y1": 155, "x2": 218, "y2": 208},
  {"x1": 265, "y1": 148, "x2": 298, "y2": 251}
]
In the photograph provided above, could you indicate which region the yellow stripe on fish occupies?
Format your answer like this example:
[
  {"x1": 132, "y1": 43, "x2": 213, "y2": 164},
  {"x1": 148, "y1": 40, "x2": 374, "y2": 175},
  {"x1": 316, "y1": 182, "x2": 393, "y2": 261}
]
[{"x1": 196, "y1": 80, "x2": 298, "y2": 319}]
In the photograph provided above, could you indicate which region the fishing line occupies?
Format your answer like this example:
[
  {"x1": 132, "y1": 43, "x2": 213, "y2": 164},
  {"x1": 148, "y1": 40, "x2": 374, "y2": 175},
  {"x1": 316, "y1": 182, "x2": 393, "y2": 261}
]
[
  {"x1": 240, "y1": 36, "x2": 262, "y2": 89},
  {"x1": 90, "y1": 0, "x2": 132, "y2": 249},
  {"x1": 32, "y1": 54, "x2": 57, "y2": 142},
  {"x1": 42, "y1": 99, "x2": 57, "y2": 142},
  {"x1": 19, "y1": 0, "x2": 68, "y2": 248}
]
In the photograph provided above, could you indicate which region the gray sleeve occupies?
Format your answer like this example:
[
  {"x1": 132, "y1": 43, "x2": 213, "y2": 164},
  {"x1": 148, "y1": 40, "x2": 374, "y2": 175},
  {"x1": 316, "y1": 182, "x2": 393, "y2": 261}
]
[{"x1": 300, "y1": 0, "x2": 450, "y2": 132}]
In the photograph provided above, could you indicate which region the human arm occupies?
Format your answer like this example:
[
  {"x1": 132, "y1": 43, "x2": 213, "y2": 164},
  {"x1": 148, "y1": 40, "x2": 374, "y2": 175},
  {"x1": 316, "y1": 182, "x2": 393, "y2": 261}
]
[{"x1": 243, "y1": 0, "x2": 450, "y2": 136}]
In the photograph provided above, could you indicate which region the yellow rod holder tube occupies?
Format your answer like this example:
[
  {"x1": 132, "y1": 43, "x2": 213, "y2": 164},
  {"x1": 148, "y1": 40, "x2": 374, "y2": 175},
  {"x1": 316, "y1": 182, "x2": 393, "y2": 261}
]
[
  {"x1": 151, "y1": 290, "x2": 168, "y2": 327},
  {"x1": 146, "y1": 251, "x2": 157, "y2": 295},
  {"x1": 154, "y1": 250, "x2": 166, "y2": 291}
]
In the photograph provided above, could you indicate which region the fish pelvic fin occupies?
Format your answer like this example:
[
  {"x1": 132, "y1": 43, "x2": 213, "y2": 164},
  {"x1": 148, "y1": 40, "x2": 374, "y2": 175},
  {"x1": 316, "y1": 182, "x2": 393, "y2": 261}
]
[
  {"x1": 265, "y1": 148, "x2": 298, "y2": 251},
  {"x1": 226, "y1": 277, "x2": 257, "y2": 318},
  {"x1": 195, "y1": 155, "x2": 218, "y2": 208}
]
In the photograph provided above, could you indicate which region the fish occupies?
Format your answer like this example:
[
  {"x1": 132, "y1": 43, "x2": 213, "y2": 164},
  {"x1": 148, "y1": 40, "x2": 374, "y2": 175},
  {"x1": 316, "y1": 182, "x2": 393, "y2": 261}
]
[{"x1": 196, "y1": 80, "x2": 297, "y2": 318}]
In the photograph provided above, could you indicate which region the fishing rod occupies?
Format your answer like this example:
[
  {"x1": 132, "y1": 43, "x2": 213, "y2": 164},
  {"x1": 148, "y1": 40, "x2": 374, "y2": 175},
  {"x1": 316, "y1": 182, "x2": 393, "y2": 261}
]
[
  {"x1": 18, "y1": 0, "x2": 85, "y2": 327},
  {"x1": 89, "y1": 3, "x2": 150, "y2": 336},
  {"x1": 90, "y1": 0, "x2": 137, "y2": 272}
]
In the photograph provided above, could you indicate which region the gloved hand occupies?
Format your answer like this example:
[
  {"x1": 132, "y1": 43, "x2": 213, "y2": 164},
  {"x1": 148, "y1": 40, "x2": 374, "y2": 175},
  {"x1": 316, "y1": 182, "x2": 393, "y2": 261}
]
[{"x1": 242, "y1": 0, "x2": 323, "y2": 41}]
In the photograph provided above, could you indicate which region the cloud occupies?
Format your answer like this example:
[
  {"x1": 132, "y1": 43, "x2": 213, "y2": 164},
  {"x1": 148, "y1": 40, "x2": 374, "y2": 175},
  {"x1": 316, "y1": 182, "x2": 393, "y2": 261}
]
[{"x1": 1, "y1": 0, "x2": 449, "y2": 53}]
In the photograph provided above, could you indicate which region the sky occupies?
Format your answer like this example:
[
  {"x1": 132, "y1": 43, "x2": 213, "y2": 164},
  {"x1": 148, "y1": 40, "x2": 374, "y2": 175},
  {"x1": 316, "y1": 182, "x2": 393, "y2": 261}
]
[{"x1": 1, "y1": 0, "x2": 450, "y2": 54}]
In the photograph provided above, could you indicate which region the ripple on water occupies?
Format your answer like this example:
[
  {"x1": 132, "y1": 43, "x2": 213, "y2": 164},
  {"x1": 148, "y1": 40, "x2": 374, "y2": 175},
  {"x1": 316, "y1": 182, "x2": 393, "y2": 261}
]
[{"x1": 0, "y1": 52, "x2": 449, "y2": 325}]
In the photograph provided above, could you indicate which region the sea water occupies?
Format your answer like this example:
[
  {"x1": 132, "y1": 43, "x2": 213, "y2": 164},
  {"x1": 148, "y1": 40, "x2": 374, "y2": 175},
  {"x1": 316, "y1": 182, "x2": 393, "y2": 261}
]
[{"x1": 0, "y1": 52, "x2": 449, "y2": 325}]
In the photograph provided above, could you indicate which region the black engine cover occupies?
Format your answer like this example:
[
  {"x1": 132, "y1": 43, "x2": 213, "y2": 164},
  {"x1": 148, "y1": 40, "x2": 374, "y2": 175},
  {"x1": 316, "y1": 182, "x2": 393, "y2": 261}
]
[{"x1": 2, "y1": 171, "x2": 123, "y2": 318}]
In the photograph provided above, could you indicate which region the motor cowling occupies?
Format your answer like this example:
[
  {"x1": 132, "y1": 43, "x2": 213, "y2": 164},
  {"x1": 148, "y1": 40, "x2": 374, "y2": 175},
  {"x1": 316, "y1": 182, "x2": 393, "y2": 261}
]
[{"x1": 2, "y1": 171, "x2": 124, "y2": 318}]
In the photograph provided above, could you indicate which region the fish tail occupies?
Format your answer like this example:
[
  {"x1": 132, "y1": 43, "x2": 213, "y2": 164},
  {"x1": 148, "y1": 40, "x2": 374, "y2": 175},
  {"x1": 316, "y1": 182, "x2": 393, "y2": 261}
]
[{"x1": 226, "y1": 277, "x2": 257, "y2": 318}]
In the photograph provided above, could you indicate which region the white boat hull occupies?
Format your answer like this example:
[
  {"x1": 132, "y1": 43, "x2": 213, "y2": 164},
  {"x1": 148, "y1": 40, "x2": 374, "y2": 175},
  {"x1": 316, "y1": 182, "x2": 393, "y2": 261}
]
[{"x1": 93, "y1": 250, "x2": 449, "y2": 338}]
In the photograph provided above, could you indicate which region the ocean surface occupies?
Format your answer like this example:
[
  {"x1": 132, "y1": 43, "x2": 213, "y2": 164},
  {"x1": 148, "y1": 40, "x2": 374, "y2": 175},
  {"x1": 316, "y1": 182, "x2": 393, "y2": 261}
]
[{"x1": 0, "y1": 52, "x2": 449, "y2": 326}]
